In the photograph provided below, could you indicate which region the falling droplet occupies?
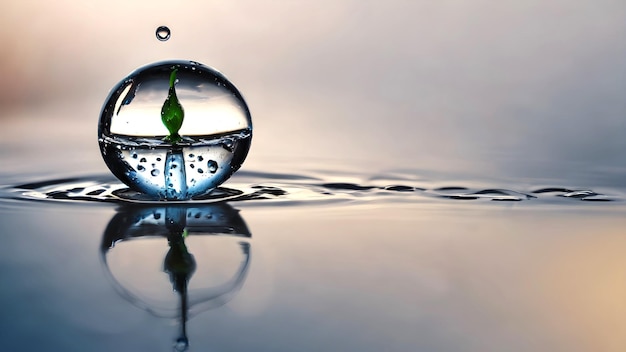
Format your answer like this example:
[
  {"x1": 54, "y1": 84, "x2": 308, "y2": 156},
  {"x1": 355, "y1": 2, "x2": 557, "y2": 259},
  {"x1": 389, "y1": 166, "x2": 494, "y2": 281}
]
[
  {"x1": 156, "y1": 26, "x2": 171, "y2": 41},
  {"x1": 208, "y1": 160, "x2": 218, "y2": 173}
]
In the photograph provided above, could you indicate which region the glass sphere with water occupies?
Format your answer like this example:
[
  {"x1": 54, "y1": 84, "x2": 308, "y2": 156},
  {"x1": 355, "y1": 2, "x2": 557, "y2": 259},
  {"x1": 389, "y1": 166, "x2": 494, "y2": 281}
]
[{"x1": 98, "y1": 60, "x2": 252, "y2": 200}]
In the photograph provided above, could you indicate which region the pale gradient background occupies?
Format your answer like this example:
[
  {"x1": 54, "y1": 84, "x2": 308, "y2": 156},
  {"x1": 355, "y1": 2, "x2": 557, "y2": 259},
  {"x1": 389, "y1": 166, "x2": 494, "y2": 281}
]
[{"x1": 1, "y1": 0, "x2": 625, "y2": 186}]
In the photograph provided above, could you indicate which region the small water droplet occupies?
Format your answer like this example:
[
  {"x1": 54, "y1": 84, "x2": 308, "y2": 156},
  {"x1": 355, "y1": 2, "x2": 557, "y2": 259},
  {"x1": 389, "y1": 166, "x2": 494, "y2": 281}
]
[
  {"x1": 198, "y1": 168, "x2": 204, "y2": 174},
  {"x1": 197, "y1": 156, "x2": 204, "y2": 161},
  {"x1": 156, "y1": 26, "x2": 171, "y2": 41},
  {"x1": 188, "y1": 153, "x2": 195, "y2": 158},
  {"x1": 174, "y1": 337, "x2": 188, "y2": 352},
  {"x1": 151, "y1": 169, "x2": 160, "y2": 176},
  {"x1": 190, "y1": 164, "x2": 195, "y2": 168},
  {"x1": 208, "y1": 160, "x2": 218, "y2": 173},
  {"x1": 137, "y1": 165, "x2": 145, "y2": 171},
  {"x1": 132, "y1": 153, "x2": 138, "y2": 159},
  {"x1": 156, "y1": 157, "x2": 162, "y2": 162}
]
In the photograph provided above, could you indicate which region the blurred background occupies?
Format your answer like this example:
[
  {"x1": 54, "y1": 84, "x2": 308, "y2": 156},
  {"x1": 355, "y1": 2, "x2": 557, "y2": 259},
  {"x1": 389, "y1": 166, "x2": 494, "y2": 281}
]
[{"x1": 1, "y1": 0, "x2": 625, "y2": 187}]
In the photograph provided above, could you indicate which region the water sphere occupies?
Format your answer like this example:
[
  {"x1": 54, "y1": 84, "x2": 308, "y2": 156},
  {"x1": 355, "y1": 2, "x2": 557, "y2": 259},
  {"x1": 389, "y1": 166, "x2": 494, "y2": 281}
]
[{"x1": 98, "y1": 60, "x2": 252, "y2": 200}]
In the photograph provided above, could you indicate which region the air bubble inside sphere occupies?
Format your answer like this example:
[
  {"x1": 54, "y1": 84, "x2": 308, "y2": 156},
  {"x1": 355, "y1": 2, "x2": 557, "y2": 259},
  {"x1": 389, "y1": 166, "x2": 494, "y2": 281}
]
[{"x1": 98, "y1": 60, "x2": 252, "y2": 200}]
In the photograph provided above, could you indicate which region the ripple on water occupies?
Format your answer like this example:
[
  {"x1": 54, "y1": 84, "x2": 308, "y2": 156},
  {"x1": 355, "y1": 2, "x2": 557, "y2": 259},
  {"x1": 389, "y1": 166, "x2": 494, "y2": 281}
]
[{"x1": 0, "y1": 170, "x2": 622, "y2": 206}]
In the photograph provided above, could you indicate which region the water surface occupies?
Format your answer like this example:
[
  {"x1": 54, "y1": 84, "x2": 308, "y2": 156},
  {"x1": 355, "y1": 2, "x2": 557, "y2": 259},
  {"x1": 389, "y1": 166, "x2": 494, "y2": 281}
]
[{"x1": 1, "y1": 162, "x2": 626, "y2": 351}]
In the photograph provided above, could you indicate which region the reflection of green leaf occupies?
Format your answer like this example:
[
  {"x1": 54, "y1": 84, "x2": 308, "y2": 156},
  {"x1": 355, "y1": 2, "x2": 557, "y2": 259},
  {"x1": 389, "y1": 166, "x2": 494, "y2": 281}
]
[
  {"x1": 164, "y1": 228, "x2": 196, "y2": 293},
  {"x1": 161, "y1": 68, "x2": 184, "y2": 143}
]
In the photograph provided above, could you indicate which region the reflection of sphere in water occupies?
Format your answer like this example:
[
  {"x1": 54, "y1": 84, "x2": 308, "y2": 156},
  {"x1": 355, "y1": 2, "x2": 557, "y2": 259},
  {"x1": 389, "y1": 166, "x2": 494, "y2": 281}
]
[
  {"x1": 98, "y1": 60, "x2": 252, "y2": 200},
  {"x1": 100, "y1": 205, "x2": 252, "y2": 351},
  {"x1": 100, "y1": 205, "x2": 252, "y2": 318}
]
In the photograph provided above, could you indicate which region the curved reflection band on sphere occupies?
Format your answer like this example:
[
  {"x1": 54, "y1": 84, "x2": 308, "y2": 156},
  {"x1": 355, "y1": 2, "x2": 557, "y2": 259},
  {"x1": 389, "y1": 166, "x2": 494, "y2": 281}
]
[{"x1": 100, "y1": 203, "x2": 252, "y2": 351}]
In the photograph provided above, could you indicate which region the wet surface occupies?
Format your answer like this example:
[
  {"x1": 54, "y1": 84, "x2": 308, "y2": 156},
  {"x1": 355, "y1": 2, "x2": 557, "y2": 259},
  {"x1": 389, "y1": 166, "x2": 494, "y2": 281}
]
[
  {"x1": 1, "y1": 185, "x2": 626, "y2": 352},
  {"x1": 1, "y1": 165, "x2": 626, "y2": 352},
  {"x1": 3, "y1": 170, "x2": 623, "y2": 205}
]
